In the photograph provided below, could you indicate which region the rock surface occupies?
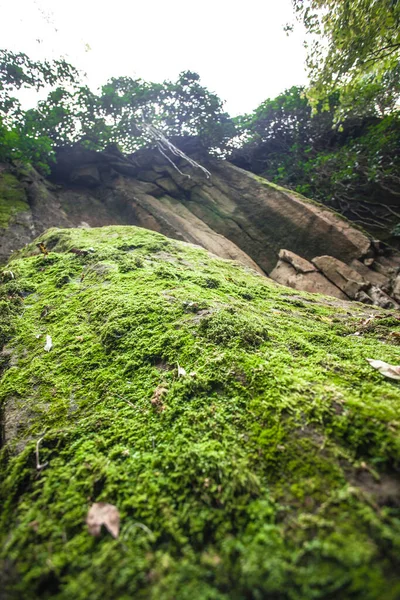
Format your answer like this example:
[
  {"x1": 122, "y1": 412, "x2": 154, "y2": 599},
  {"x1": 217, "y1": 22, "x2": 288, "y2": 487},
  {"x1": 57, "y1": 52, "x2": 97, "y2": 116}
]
[
  {"x1": 1, "y1": 142, "x2": 400, "y2": 308},
  {"x1": 312, "y1": 255, "x2": 370, "y2": 299},
  {"x1": 1, "y1": 226, "x2": 400, "y2": 599},
  {"x1": 270, "y1": 250, "x2": 348, "y2": 299}
]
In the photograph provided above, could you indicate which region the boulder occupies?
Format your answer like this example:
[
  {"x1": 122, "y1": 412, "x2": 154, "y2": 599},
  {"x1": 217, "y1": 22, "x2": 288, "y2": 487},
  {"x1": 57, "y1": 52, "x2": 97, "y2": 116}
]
[
  {"x1": 2, "y1": 225, "x2": 400, "y2": 598},
  {"x1": 367, "y1": 286, "x2": 399, "y2": 310},
  {"x1": 392, "y1": 275, "x2": 400, "y2": 303},
  {"x1": 277, "y1": 249, "x2": 317, "y2": 273},
  {"x1": 350, "y1": 258, "x2": 389, "y2": 289},
  {"x1": 2, "y1": 144, "x2": 400, "y2": 311},
  {"x1": 312, "y1": 255, "x2": 369, "y2": 299},
  {"x1": 270, "y1": 250, "x2": 348, "y2": 299}
]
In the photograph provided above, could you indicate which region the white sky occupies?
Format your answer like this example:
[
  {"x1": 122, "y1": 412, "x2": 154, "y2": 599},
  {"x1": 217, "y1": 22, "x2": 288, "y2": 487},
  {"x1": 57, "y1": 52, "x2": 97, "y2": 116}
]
[{"x1": 0, "y1": 0, "x2": 308, "y2": 116}]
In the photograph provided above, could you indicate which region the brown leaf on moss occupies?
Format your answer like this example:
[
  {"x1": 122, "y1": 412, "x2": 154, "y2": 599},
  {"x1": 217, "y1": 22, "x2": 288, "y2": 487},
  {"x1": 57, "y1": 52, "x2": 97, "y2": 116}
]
[
  {"x1": 366, "y1": 358, "x2": 400, "y2": 380},
  {"x1": 36, "y1": 242, "x2": 49, "y2": 256},
  {"x1": 150, "y1": 386, "x2": 168, "y2": 412},
  {"x1": 86, "y1": 502, "x2": 120, "y2": 538}
]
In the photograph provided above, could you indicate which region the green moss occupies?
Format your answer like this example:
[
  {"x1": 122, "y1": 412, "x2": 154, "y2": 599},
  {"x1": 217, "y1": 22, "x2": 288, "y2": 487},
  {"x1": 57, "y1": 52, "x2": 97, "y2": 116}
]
[
  {"x1": 0, "y1": 172, "x2": 29, "y2": 228},
  {"x1": 1, "y1": 225, "x2": 400, "y2": 600}
]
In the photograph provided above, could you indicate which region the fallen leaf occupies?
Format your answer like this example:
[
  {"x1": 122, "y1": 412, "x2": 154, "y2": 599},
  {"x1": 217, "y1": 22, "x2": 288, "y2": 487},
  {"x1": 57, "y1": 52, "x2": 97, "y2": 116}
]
[
  {"x1": 177, "y1": 364, "x2": 187, "y2": 377},
  {"x1": 361, "y1": 315, "x2": 376, "y2": 327},
  {"x1": 36, "y1": 242, "x2": 49, "y2": 256},
  {"x1": 44, "y1": 335, "x2": 53, "y2": 352},
  {"x1": 366, "y1": 358, "x2": 400, "y2": 380},
  {"x1": 389, "y1": 332, "x2": 400, "y2": 339},
  {"x1": 86, "y1": 502, "x2": 120, "y2": 538},
  {"x1": 76, "y1": 335, "x2": 84, "y2": 342},
  {"x1": 150, "y1": 386, "x2": 168, "y2": 411}
]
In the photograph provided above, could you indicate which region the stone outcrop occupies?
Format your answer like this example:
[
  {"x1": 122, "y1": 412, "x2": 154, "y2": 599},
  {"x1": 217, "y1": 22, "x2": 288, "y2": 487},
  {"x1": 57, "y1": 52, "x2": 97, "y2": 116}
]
[
  {"x1": 2, "y1": 225, "x2": 400, "y2": 598},
  {"x1": 312, "y1": 256, "x2": 370, "y2": 300},
  {"x1": 1, "y1": 140, "x2": 400, "y2": 307},
  {"x1": 270, "y1": 249, "x2": 400, "y2": 308},
  {"x1": 270, "y1": 250, "x2": 348, "y2": 300}
]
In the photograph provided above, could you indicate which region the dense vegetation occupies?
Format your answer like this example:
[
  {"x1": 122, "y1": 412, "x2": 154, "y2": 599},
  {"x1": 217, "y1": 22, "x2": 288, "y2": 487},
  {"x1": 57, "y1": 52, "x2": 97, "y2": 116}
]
[
  {"x1": 0, "y1": 0, "x2": 399, "y2": 238},
  {"x1": 0, "y1": 53, "x2": 234, "y2": 171},
  {"x1": 288, "y1": 0, "x2": 400, "y2": 118},
  {"x1": 232, "y1": 86, "x2": 400, "y2": 240}
]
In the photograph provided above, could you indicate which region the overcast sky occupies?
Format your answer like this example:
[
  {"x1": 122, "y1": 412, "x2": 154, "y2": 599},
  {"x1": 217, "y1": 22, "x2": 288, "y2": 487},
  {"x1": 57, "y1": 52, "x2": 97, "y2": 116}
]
[{"x1": 1, "y1": 0, "x2": 308, "y2": 115}]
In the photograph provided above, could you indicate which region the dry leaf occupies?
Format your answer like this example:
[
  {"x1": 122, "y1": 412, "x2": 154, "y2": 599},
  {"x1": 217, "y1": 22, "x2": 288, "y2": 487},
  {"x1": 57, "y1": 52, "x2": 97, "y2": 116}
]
[
  {"x1": 40, "y1": 306, "x2": 51, "y2": 319},
  {"x1": 389, "y1": 332, "x2": 400, "y2": 339},
  {"x1": 366, "y1": 358, "x2": 400, "y2": 380},
  {"x1": 86, "y1": 502, "x2": 120, "y2": 538},
  {"x1": 150, "y1": 386, "x2": 168, "y2": 411},
  {"x1": 177, "y1": 364, "x2": 187, "y2": 377},
  {"x1": 36, "y1": 242, "x2": 49, "y2": 256},
  {"x1": 44, "y1": 335, "x2": 53, "y2": 352},
  {"x1": 361, "y1": 315, "x2": 376, "y2": 327}
]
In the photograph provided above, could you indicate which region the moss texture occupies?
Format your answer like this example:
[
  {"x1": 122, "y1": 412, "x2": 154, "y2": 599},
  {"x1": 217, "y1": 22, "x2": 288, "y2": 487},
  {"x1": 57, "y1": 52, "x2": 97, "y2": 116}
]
[
  {"x1": 0, "y1": 172, "x2": 29, "y2": 228},
  {"x1": 1, "y1": 225, "x2": 400, "y2": 600}
]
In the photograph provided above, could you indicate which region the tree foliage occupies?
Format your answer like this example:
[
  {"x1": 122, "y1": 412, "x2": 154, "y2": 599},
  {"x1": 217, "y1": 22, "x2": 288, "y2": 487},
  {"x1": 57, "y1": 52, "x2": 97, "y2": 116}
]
[
  {"x1": 0, "y1": 51, "x2": 79, "y2": 171},
  {"x1": 232, "y1": 86, "x2": 400, "y2": 239},
  {"x1": 0, "y1": 50, "x2": 235, "y2": 172},
  {"x1": 289, "y1": 0, "x2": 400, "y2": 117}
]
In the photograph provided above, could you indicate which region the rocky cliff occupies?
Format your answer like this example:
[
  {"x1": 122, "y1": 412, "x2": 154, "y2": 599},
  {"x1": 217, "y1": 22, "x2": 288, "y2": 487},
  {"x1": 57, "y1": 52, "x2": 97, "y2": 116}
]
[
  {"x1": 1, "y1": 226, "x2": 400, "y2": 599},
  {"x1": 1, "y1": 142, "x2": 400, "y2": 308}
]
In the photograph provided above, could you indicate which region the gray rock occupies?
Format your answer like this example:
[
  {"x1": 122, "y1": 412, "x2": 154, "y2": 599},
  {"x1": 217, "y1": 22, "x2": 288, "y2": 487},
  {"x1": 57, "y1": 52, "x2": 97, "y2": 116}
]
[
  {"x1": 270, "y1": 254, "x2": 347, "y2": 299},
  {"x1": 70, "y1": 165, "x2": 101, "y2": 187},
  {"x1": 312, "y1": 255, "x2": 369, "y2": 299}
]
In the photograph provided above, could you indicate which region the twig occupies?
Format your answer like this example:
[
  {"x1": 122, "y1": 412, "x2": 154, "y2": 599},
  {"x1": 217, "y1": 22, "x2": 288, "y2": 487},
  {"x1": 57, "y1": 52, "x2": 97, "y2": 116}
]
[
  {"x1": 35, "y1": 437, "x2": 49, "y2": 471},
  {"x1": 113, "y1": 392, "x2": 136, "y2": 409},
  {"x1": 123, "y1": 522, "x2": 154, "y2": 539}
]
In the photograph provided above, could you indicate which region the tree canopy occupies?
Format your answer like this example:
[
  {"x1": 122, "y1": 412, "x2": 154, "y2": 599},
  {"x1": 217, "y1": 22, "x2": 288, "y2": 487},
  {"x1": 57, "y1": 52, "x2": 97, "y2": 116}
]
[
  {"x1": 232, "y1": 85, "x2": 400, "y2": 239},
  {"x1": 288, "y1": 0, "x2": 400, "y2": 117},
  {"x1": 0, "y1": 50, "x2": 235, "y2": 172}
]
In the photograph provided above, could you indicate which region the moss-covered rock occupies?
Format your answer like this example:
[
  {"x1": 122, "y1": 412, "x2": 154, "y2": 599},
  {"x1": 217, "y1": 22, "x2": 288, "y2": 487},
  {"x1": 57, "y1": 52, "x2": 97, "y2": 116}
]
[
  {"x1": 0, "y1": 172, "x2": 29, "y2": 229},
  {"x1": 1, "y1": 226, "x2": 400, "y2": 600}
]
